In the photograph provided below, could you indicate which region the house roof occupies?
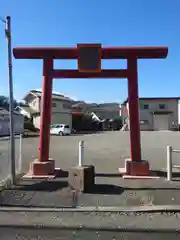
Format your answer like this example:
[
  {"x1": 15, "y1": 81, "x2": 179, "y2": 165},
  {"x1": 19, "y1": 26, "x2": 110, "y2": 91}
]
[
  {"x1": 23, "y1": 90, "x2": 74, "y2": 102},
  {"x1": 72, "y1": 101, "x2": 87, "y2": 108},
  {"x1": 72, "y1": 102, "x2": 120, "y2": 109},
  {"x1": 122, "y1": 97, "x2": 180, "y2": 105}
]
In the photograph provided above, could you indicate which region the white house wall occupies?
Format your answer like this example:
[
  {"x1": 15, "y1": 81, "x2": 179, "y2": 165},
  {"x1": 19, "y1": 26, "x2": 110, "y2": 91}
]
[
  {"x1": 51, "y1": 113, "x2": 72, "y2": 128},
  {"x1": 139, "y1": 99, "x2": 178, "y2": 130},
  {"x1": 33, "y1": 113, "x2": 72, "y2": 130},
  {"x1": 51, "y1": 101, "x2": 72, "y2": 114},
  {"x1": 30, "y1": 97, "x2": 73, "y2": 130},
  {"x1": 124, "y1": 99, "x2": 179, "y2": 130},
  {"x1": 0, "y1": 115, "x2": 24, "y2": 136},
  {"x1": 139, "y1": 110, "x2": 153, "y2": 130},
  {"x1": 18, "y1": 108, "x2": 31, "y2": 118},
  {"x1": 29, "y1": 97, "x2": 72, "y2": 114},
  {"x1": 28, "y1": 98, "x2": 40, "y2": 112}
]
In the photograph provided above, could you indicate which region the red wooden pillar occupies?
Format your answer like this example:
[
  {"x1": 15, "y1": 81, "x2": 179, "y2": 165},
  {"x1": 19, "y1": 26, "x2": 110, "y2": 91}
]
[
  {"x1": 122, "y1": 57, "x2": 149, "y2": 176},
  {"x1": 39, "y1": 58, "x2": 53, "y2": 162},
  {"x1": 27, "y1": 58, "x2": 55, "y2": 177},
  {"x1": 127, "y1": 57, "x2": 141, "y2": 161}
]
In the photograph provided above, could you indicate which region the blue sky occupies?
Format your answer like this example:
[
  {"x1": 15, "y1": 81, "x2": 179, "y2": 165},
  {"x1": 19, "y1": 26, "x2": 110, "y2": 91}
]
[{"x1": 0, "y1": 0, "x2": 179, "y2": 103}]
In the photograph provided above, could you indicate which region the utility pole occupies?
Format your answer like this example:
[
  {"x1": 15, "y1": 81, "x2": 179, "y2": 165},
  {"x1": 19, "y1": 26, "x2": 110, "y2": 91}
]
[{"x1": 5, "y1": 16, "x2": 16, "y2": 185}]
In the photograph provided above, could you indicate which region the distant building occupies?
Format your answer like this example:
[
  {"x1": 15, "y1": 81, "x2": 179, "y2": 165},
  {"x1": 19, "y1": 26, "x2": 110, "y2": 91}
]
[
  {"x1": 15, "y1": 103, "x2": 37, "y2": 119},
  {"x1": 17, "y1": 89, "x2": 121, "y2": 130},
  {"x1": 72, "y1": 102, "x2": 120, "y2": 120},
  {"x1": 21, "y1": 90, "x2": 74, "y2": 129},
  {"x1": 120, "y1": 97, "x2": 180, "y2": 131},
  {"x1": 0, "y1": 108, "x2": 24, "y2": 136}
]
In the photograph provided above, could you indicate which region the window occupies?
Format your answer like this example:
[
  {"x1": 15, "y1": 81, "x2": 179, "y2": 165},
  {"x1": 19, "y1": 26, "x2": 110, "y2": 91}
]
[
  {"x1": 52, "y1": 102, "x2": 57, "y2": 107},
  {"x1": 159, "y1": 104, "x2": 166, "y2": 109},
  {"x1": 140, "y1": 120, "x2": 149, "y2": 125},
  {"x1": 143, "y1": 104, "x2": 149, "y2": 110},
  {"x1": 140, "y1": 103, "x2": 149, "y2": 110}
]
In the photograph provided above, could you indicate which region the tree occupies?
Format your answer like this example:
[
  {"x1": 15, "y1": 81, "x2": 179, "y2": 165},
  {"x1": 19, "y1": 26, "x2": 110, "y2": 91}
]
[
  {"x1": 0, "y1": 95, "x2": 18, "y2": 110},
  {"x1": 72, "y1": 114, "x2": 102, "y2": 132}
]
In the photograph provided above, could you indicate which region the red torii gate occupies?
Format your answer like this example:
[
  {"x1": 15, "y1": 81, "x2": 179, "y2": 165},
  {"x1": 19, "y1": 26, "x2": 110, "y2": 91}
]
[{"x1": 13, "y1": 44, "x2": 168, "y2": 178}]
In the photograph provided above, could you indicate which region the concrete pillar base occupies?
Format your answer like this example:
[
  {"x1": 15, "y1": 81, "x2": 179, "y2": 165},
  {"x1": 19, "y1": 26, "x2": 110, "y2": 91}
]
[
  {"x1": 119, "y1": 159, "x2": 150, "y2": 176},
  {"x1": 68, "y1": 165, "x2": 95, "y2": 192},
  {"x1": 23, "y1": 159, "x2": 56, "y2": 179}
]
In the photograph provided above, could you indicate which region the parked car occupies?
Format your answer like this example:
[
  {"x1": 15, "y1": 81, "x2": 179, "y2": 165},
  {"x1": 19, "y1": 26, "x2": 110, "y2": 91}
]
[{"x1": 50, "y1": 124, "x2": 71, "y2": 136}]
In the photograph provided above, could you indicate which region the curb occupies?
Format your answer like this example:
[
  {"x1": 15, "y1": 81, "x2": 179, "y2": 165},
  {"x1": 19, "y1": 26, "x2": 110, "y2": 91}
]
[
  {"x1": 0, "y1": 137, "x2": 10, "y2": 141},
  {"x1": 1, "y1": 205, "x2": 180, "y2": 212},
  {"x1": 0, "y1": 178, "x2": 12, "y2": 191},
  {"x1": 0, "y1": 136, "x2": 21, "y2": 141},
  {"x1": 0, "y1": 225, "x2": 179, "y2": 233},
  {"x1": 0, "y1": 172, "x2": 24, "y2": 191}
]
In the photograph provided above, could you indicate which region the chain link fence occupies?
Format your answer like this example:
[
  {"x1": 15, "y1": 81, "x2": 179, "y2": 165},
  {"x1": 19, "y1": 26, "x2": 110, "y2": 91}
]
[{"x1": 0, "y1": 134, "x2": 22, "y2": 187}]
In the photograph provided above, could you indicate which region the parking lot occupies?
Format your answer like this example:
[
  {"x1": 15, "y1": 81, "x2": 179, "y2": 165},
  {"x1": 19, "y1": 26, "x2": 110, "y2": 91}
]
[{"x1": 1, "y1": 131, "x2": 180, "y2": 181}]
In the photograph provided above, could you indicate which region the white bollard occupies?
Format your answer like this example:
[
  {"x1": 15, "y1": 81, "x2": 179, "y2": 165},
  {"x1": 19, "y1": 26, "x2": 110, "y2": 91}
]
[
  {"x1": 167, "y1": 145, "x2": 172, "y2": 181},
  {"x1": 78, "y1": 141, "x2": 84, "y2": 167}
]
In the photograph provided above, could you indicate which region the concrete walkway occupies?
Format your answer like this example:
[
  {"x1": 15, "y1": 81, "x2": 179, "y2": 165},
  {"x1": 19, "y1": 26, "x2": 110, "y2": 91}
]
[
  {"x1": 1, "y1": 173, "x2": 180, "y2": 233},
  {"x1": 1, "y1": 175, "x2": 180, "y2": 208}
]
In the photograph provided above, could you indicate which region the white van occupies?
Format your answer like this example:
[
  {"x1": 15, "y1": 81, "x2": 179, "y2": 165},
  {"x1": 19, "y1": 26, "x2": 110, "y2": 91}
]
[{"x1": 50, "y1": 124, "x2": 71, "y2": 136}]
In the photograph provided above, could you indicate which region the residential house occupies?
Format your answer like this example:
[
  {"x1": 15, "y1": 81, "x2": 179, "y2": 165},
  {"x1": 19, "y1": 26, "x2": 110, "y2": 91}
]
[
  {"x1": 22, "y1": 90, "x2": 74, "y2": 129},
  {"x1": 0, "y1": 108, "x2": 24, "y2": 136},
  {"x1": 15, "y1": 102, "x2": 37, "y2": 120},
  {"x1": 72, "y1": 101, "x2": 120, "y2": 120},
  {"x1": 120, "y1": 97, "x2": 180, "y2": 131}
]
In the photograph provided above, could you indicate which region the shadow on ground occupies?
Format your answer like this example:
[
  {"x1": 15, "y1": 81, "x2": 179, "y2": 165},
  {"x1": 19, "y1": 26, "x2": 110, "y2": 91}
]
[
  {"x1": 10, "y1": 169, "x2": 180, "y2": 194},
  {"x1": 2, "y1": 175, "x2": 180, "y2": 207},
  {"x1": 95, "y1": 173, "x2": 122, "y2": 177},
  {"x1": 85, "y1": 184, "x2": 124, "y2": 194},
  {"x1": 14, "y1": 180, "x2": 68, "y2": 192},
  {"x1": 1, "y1": 168, "x2": 180, "y2": 207},
  {"x1": 96, "y1": 170, "x2": 180, "y2": 179},
  {"x1": 55, "y1": 170, "x2": 69, "y2": 178}
]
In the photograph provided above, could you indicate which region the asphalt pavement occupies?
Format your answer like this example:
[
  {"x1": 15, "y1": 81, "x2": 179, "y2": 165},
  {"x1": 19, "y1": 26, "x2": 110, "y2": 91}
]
[
  {"x1": 1, "y1": 131, "x2": 180, "y2": 208},
  {"x1": 0, "y1": 227, "x2": 180, "y2": 240},
  {"x1": 1, "y1": 131, "x2": 180, "y2": 236},
  {"x1": 1, "y1": 131, "x2": 180, "y2": 177},
  {"x1": 1, "y1": 212, "x2": 180, "y2": 239}
]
